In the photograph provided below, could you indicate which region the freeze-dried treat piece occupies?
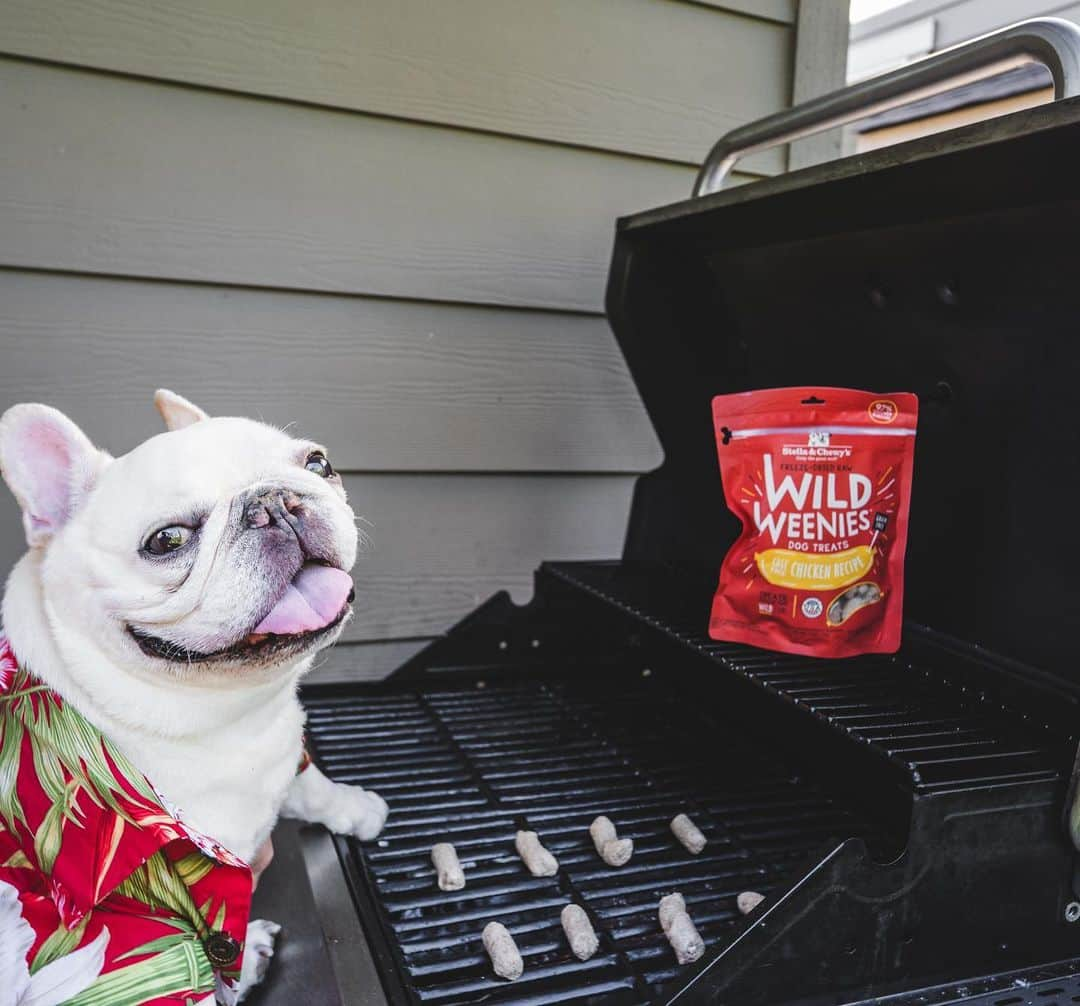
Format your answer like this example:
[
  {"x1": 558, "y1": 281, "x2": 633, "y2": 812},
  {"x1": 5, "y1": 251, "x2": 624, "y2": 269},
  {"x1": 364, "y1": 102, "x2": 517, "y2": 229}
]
[
  {"x1": 515, "y1": 829, "x2": 559, "y2": 877},
  {"x1": 561, "y1": 904, "x2": 599, "y2": 961},
  {"x1": 431, "y1": 842, "x2": 465, "y2": 892},
  {"x1": 737, "y1": 890, "x2": 765, "y2": 915},
  {"x1": 671, "y1": 813, "x2": 707, "y2": 854},
  {"x1": 589, "y1": 814, "x2": 616, "y2": 854},
  {"x1": 827, "y1": 582, "x2": 882, "y2": 626},
  {"x1": 666, "y1": 910, "x2": 705, "y2": 964},
  {"x1": 589, "y1": 815, "x2": 634, "y2": 867},
  {"x1": 482, "y1": 921, "x2": 524, "y2": 980},
  {"x1": 658, "y1": 892, "x2": 687, "y2": 933},
  {"x1": 658, "y1": 893, "x2": 705, "y2": 965}
]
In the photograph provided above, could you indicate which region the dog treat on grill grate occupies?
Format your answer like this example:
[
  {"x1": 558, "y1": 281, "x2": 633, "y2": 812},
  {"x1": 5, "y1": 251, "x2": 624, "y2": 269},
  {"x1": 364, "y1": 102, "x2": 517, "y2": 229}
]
[
  {"x1": 589, "y1": 815, "x2": 634, "y2": 866},
  {"x1": 737, "y1": 891, "x2": 765, "y2": 914},
  {"x1": 430, "y1": 841, "x2": 466, "y2": 891},
  {"x1": 514, "y1": 829, "x2": 559, "y2": 876},
  {"x1": 561, "y1": 903, "x2": 600, "y2": 961},
  {"x1": 659, "y1": 893, "x2": 706, "y2": 965},
  {"x1": 671, "y1": 813, "x2": 707, "y2": 854},
  {"x1": 658, "y1": 892, "x2": 687, "y2": 931},
  {"x1": 482, "y1": 921, "x2": 524, "y2": 980}
]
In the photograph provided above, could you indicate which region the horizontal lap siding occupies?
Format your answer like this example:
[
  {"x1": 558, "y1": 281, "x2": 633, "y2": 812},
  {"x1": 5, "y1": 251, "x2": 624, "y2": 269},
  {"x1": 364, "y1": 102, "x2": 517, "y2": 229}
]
[
  {"x1": 690, "y1": 0, "x2": 796, "y2": 22},
  {"x1": 0, "y1": 0, "x2": 791, "y2": 172},
  {"x1": 307, "y1": 640, "x2": 432, "y2": 685},
  {"x1": 0, "y1": 58, "x2": 712, "y2": 314},
  {"x1": 0, "y1": 270, "x2": 662, "y2": 473},
  {"x1": 0, "y1": 0, "x2": 803, "y2": 677},
  {"x1": 852, "y1": 1, "x2": 1080, "y2": 50},
  {"x1": 338, "y1": 473, "x2": 634, "y2": 641},
  {"x1": 932, "y1": 3, "x2": 1080, "y2": 48}
]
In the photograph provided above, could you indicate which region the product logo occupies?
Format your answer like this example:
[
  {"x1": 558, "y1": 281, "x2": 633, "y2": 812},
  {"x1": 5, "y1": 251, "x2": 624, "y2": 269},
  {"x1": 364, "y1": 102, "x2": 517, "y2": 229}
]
[
  {"x1": 751, "y1": 454, "x2": 874, "y2": 548},
  {"x1": 868, "y1": 399, "x2": 898, "y2": 424},
  {"x1": 808, "y1": 431, "x2": 831, "y2": 447},
  {"x1": 801, "y1": 598, "x2": 823, "y2": 619},
  {"x1": 782, "y1": 443, "x2": 852, "y2": 459}
]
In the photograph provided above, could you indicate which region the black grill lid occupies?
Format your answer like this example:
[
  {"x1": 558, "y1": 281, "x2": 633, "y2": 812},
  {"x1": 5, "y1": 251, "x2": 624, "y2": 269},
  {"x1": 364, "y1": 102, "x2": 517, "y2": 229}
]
[{"x1": 605, "y1": 96, "x2": 1080, "y2": 690}]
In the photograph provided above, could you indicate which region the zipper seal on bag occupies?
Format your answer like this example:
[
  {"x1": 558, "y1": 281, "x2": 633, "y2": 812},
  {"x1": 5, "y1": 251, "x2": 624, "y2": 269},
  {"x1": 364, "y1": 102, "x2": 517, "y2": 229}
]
[{"x1": 728, "y1": 425, "x2": 916, "y2": 441}]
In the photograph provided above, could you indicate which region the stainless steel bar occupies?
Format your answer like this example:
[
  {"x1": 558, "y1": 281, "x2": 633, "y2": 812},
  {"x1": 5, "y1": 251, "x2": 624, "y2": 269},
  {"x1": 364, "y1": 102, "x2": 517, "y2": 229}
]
[
  {"x1": 298, "y1": 826, "x2": 390, "y2": 1006},
  {"x1": 694, "y1": 17, "x2": 1080, "y2": 195}
]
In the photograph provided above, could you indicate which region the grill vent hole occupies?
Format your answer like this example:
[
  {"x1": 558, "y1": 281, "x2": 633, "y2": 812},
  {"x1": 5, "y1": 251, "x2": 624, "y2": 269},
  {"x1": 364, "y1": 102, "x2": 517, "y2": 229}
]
[
  {"x1": 929, "y1": 380, "x2": 954, "y2": 405},
  {"x1": 937, "y1": 281, "x2": 959, "y2": 306}
]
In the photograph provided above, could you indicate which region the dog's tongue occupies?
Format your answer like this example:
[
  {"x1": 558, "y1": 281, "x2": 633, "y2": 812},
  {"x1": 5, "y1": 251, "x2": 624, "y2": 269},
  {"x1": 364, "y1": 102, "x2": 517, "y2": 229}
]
[{"x1": 253, "y1": 564, "x2": 353, "y2": 635}]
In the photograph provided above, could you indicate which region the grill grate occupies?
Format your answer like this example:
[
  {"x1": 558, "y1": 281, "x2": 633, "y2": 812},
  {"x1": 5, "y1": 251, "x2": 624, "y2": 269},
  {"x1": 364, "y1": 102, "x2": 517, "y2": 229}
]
[
  {"x1": 545, "y1": 562, "x2": 1064, "y2": 792},
  {"x1": 305, "y1": 673, "x2": 878, "y2": 1004},
  {"x1": 302, "y1": 560, "x2": 1077, "y2": 1003}
]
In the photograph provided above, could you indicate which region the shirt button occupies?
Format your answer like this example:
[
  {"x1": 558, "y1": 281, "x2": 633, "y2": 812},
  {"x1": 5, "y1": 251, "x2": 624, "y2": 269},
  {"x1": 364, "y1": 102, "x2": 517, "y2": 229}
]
[{"x1": 204, "y1": 931, "x2": 242, "y2": 968}]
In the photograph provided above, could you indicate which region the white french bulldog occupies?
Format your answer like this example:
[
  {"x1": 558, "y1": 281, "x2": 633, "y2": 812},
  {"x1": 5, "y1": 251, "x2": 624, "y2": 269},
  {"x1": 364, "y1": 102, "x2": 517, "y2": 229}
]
[{"x1": 0, "y1": 389, "x2": 387, "y2": 1000}]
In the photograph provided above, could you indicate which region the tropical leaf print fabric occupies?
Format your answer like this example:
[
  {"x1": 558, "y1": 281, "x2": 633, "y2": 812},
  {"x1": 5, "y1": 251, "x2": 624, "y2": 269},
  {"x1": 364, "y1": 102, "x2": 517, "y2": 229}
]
[{"x1": 0, "y1": 637, "x2": 254, "y2": 1006}]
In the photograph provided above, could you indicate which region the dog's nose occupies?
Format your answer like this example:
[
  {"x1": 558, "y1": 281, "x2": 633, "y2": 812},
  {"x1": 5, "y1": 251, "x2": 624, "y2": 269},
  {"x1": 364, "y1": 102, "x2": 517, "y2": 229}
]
[{"x1": 243, "y1": 490, "x2": 302, "y2": 529}]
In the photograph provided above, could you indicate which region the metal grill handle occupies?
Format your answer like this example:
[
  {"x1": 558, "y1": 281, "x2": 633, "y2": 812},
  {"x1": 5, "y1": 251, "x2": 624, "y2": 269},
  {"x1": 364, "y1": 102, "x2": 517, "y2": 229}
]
[{"x1": 693, "y1": 16, "x2": 1080, "y2": 196}]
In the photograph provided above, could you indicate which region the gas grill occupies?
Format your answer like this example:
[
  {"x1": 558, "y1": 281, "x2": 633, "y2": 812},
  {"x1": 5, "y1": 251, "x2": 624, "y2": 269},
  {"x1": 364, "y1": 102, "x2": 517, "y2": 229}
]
[{"x1": 279, "y1": 19, "x2": 1080, "y2": 1006}]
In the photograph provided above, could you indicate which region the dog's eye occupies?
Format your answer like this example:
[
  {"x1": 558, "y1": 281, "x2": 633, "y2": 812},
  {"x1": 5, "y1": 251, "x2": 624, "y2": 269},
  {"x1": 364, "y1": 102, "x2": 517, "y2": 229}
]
[
  {"x1": 143, "y1": 525, "x2": 193, "y2": 556},
  {"x1": 305, "y1": 452, "x2": 334, "y2": 478}
]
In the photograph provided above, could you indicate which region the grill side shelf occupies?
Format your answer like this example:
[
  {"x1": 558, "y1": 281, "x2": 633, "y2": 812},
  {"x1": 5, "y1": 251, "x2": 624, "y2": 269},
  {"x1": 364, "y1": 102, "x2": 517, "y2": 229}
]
[{"x1": 540, "y1": 561, "x2": 1064, "y2": 797}]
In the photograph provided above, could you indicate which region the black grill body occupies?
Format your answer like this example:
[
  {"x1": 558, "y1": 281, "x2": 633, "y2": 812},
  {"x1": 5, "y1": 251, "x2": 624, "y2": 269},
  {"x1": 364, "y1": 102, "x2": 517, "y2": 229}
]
[{"x1": 301, "y1": 100, "x2": 1080, "y2": 1005}]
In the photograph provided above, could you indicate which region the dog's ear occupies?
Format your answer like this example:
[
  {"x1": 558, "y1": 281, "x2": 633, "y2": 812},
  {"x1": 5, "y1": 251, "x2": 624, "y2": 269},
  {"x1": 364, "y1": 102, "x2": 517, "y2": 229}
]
[
  {"x1": 0, "y1": 404, "x2": 111, "y2": 548},
  {"x1": 154, "y1": 389, "x2": 209, "y2": 431}
]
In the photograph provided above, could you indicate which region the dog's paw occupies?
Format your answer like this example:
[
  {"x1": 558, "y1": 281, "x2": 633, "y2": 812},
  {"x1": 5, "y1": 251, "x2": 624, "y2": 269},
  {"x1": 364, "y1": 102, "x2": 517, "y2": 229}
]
[
  {"x1": 322, "y1": 784, "x2": 389, "y2": 841},
  {"x1": 235, "y1": 919, "x2": 282, "y2": 1002}
]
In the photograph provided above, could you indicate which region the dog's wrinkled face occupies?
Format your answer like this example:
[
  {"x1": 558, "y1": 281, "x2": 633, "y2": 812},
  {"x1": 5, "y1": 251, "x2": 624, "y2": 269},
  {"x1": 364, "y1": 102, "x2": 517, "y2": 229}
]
[{"x1": 0, "y1": 391, "x2": 358, "y2": 682}]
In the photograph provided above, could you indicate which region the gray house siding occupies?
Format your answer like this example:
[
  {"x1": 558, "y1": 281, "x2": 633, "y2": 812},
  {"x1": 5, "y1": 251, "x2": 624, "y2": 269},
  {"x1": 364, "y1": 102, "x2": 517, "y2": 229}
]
[
  {"x1": 848, "y1": 1, "x2": 1070, "y2": 152},
  {"x1": 851, "y1": 0, "x2": 1080, "y2": 51},
  {"x1": 0, "y1": 1, "x2": 844, "y2": 680}
]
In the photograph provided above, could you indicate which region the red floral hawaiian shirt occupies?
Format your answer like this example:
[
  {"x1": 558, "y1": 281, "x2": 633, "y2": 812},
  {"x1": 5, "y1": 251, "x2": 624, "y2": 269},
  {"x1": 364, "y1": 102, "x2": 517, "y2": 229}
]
[{"x1": 0, "y1": 635, "x2": 257, "y2": 1006}]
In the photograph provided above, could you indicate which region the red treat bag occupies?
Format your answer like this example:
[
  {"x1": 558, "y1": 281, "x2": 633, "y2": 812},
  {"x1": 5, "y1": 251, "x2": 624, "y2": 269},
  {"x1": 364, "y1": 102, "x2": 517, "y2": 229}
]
[{"x1": 709, "y1": 387, "x2": 918, "y2": 657}]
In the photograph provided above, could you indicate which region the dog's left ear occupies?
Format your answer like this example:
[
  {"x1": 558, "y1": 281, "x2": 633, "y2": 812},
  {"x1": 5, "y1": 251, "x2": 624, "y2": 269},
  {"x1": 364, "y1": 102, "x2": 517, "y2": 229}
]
[
  {"x1": 154, "y1": 389, "x2": 209, "y2": 431},
  {"x1": 0, "y1": 404, "x2": 112, "y2": 548}
]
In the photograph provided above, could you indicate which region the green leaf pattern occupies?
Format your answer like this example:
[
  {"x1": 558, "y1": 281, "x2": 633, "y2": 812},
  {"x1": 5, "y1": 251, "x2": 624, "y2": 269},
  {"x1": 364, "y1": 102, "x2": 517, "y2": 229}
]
[
  {"x1": 1, "y1": 655, "x2": 246, "y2": 1003},
  {"x1": 62, "y1": 940, "x2": 215, "y2": 1006},
  {"x1": 0, "y1": 705, "x2": 26, "y2": 829},
  {"x1": 29, "y1": 914, "x2": 89, "y2": 974},
  {"x1": 115, "y1": 850, "x2": 212, "y2": 939}
]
